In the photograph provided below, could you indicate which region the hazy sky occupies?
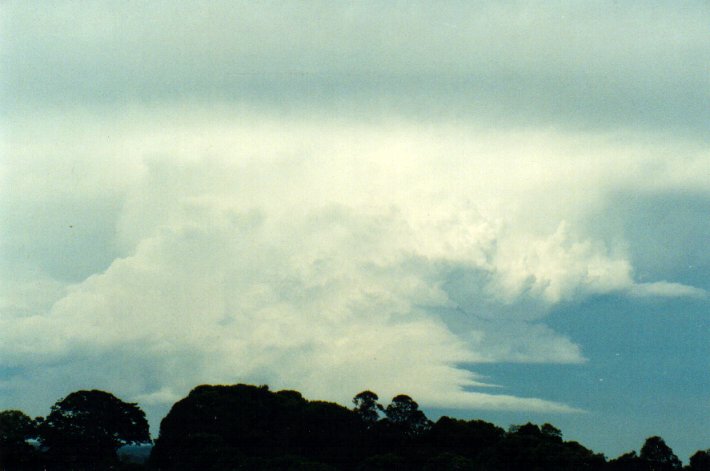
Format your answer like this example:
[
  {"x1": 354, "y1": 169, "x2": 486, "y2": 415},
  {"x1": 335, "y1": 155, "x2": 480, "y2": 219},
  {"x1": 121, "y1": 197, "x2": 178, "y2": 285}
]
[{"x1": 1, "y1": 0, "x2": 709, "y2": 461}]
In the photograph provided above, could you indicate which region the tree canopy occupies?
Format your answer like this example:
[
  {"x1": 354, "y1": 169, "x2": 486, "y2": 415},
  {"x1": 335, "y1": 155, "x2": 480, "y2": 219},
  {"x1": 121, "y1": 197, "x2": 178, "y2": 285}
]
[
  {"x1": 151, "y1": 384, "x2": 365, "y2": 470},
  {"x1": 383, "y1": 394, "x2": 431, "y2": 436},
  {"x1": 688, "y1": 450, "x2": 710, "y2": 471},
  {"x1": 352, "y1": 390, "x2": 383, "y2": 426},
  {"x1": 0, "y1": 410, "x2": 41, "y2": 470},
  {"x1": 640, "y1": 436, "x2": 683, "y2": 471},
  {"x1": 0, "y1": 409, "x2": 36, "y2": 445},
  {"x1": 37, "y1": 389, "x2": 150, "y2": 469},
  {"x1": 2, "y1": 383, "x2": 708, "y2": 470}
]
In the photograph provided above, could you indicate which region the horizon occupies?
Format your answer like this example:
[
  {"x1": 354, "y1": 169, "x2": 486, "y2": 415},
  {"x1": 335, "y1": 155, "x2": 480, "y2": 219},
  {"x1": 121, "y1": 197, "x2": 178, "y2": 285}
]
[{"x1": 1, "y1": 0, "x2": 708, "y2": 463}]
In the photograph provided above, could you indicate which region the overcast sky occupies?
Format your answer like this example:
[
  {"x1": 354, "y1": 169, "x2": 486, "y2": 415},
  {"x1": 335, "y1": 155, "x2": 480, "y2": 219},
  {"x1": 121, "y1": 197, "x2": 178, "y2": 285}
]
[{"x1": 1, "y1": 0, "x2": 709, "y2": 461}]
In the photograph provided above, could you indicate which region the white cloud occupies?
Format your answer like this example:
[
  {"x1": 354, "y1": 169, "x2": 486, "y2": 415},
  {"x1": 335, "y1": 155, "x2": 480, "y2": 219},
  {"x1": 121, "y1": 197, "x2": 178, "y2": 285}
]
[
  {"x1": 2, "y1": 111, "x2": 706, "y2": 418},
  {"x1": 486, "y1": 221, "x2": 634, "y2": 304},
  {"x1": 630, "y1": 282, "x2": 707, "y2": 299}
]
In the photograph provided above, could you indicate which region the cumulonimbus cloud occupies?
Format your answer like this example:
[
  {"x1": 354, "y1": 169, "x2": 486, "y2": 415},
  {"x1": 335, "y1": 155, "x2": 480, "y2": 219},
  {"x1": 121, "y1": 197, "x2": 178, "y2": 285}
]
[{"x1": 1, "y1": 113, "x2": 706, "y2": 419}]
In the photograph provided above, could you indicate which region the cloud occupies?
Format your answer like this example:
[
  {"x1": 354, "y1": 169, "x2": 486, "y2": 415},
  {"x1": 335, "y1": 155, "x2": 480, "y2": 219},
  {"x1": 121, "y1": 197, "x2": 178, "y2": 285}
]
[
  {"x1": 0, "y1": 183, "x2": 573, "y2": 403},
  {"x1": 1, "y1": 2, "x2": 709, "y2": 422},
  {"x1": 0, "y1": 201, "x2": 580, "y2": 413},
  {"x1": 2, "y1": 1, "x2": 708, "y2": 133},
  {"x1": 630, "y1": 282, "x2": 707, "y2": 299},
  {"x1": 2, "y1": 111, "x2": 707, "y2": 420}
]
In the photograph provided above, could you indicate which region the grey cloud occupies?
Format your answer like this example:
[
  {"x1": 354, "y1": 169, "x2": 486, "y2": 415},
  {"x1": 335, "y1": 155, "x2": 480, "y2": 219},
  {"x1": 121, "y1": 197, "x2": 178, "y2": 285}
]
[{"x1": 2, "y1": 1, "x2": 708, "y2": 133}]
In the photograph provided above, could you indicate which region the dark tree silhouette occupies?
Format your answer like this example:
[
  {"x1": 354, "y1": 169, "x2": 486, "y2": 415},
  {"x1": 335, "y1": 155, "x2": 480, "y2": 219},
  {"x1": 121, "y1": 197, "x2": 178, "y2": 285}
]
[
  {"x1": 607, "y1": 451, "x2": 647, "y2": 471},
  {"x1": 0, "y1": 410, "x2": 41, "y2": 470},
  {"x1": 424, "y1": 416, "x2": 504, "y2": 462},
  {"x1": 151, "y1": 384, "x2": 279, "y2": 470},
  {"x1": 640, "y1": 436, "x2": 682, "y2": 471},
  {"x1": 46, "y1": 382, "x2": 692, "y2": 471},
  {"x1": 688, "y1": 450, "x2": 710, "y2": 471},
  {"x1": 384, "y1": 394, "x2": 431, "y2": 436},
  {"x1": 299, "y1": 400, "x2": 367, "y2": 465},
  {"x1": 9, "y1": 381, "x2": 709, "y2": 471},
  {"x1": 361, "y1": 394, "x2": 435, "y2": 467},
  {"x1": 541, "y1": 422, "x2": 563, "y2": 441},
  {"x1": 151, "y1": 384, "x2": 365, "y2": 470},
  {"x1": 0, "y1": 410, "x2": 36, "y2": 444},
  {"x1": 352, "y1": 391, "x2": 383, "y2": 426},
  {"x1": 486, "y1": 422, "x2": 605, "y2": 471},
  {"x1": 37, "y1": 390, "x2": 150, "y2": 470}
]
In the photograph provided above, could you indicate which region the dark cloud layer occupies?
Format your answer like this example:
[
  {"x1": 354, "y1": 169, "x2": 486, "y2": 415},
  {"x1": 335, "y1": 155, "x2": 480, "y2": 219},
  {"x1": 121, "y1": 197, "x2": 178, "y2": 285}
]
[{"x1": 2, "y1": 1, "x2": 709, "y2": 134}]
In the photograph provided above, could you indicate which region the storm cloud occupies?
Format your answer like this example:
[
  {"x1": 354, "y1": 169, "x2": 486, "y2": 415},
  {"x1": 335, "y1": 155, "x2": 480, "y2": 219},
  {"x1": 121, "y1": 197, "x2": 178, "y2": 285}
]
[{"x1": 1, "y1": 1, "x2": 708, "y2": 452}]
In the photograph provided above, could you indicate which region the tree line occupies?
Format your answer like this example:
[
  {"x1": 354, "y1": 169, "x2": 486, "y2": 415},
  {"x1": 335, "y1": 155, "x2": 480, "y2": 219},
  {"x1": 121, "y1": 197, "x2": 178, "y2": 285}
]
[{"x1": 1, "y1": 384, "x2": 709, "y2": 470}]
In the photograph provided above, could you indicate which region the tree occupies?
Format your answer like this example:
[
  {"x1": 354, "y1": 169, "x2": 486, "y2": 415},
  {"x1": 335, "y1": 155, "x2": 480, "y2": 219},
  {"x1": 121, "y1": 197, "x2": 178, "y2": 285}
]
[
  {"x1": 425, "y1": 417, "x2": 504, "y2": 460},
  {"x1": 0, "y1": 410, "x2": 41, "y2": 470},
  {"x1": 541, "y1": 422, "x2": 563, "y2": 441},
  {"x1": 0, "y1": 409, "x2": 36, "y2": 445},
  {"x1": 384, "y1": 395, "x2": 431, "y2": 436},
  {"x1": 38, "y1": 390, "x2": 150, "y2": 470},
  {"x1": 352, "y1": 391, "x2": 383, "y2": 426},
  {"x1": 640, "y1": 436, "x2": 682, "y2": 471},
  {"x1": 491, "y1": 422, "x2": 605, "y2": 471},
  {"x1": 151, "y1": 384, "x2": 365, "y2": 470},
  {"x1": 607, "y1": 451, "x2": 646, "y2": 471},
  {"x1": 688, "y1": 450, "x2": 710, "y2": 471}
]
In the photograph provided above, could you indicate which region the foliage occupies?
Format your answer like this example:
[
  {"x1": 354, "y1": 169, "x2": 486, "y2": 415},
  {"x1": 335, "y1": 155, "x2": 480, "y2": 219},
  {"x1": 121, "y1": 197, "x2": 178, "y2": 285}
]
[
  {"x1": 486, "y1": 422, "x2": 605, "y2": 471},
  {"x1": 688, "y1": 450, "x2": 710, "y2": 471},
  {"x1": 383, "y1": 394, "x2": 432, "y2": 437},
  {"x1": 426, "y1": 416, "x2": 504, "y2": 461},
  {"x1": 37, "y1": 389, "x2": 150, "y2": 470},
  {"x1": 0, "y1": 410, "x2": 41, "y2": 470},
  {"x1": 352, "y1": 391, "x2": 383, "y2": 426},
  {"x1": 640, "y1": 436, "x2": 682, "y2": 471},
  {"x1": 4, "y1": 383, "x2": 709, "y2": 470},
  {"x1": 151, "y1": 384, "x2": 365, "y2": 470},
  {"x1": 0, "y1": 409, "x2": 36, "y2": 444}
]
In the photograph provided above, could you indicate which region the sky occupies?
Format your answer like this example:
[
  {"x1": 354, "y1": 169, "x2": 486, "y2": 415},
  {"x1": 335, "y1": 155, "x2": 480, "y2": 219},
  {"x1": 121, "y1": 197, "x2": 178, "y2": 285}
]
[{"x1": 1, "y1": 0, "x2": 709, "y2": 462}]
